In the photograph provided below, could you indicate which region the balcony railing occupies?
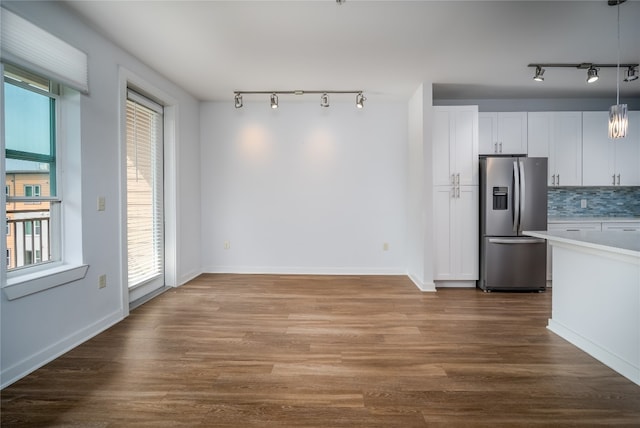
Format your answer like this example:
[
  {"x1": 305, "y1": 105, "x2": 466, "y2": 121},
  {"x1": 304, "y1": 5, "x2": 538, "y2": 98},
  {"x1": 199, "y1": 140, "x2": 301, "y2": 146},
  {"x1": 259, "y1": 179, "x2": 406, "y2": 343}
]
[{"x1": 6, "y1": 215, "x2": 51, "y2": 270}]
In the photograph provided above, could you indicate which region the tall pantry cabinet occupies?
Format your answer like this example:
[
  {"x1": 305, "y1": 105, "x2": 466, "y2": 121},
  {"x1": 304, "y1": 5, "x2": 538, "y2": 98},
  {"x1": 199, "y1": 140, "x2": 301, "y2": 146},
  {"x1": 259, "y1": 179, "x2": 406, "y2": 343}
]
[{"x1": 432, "y1": 106, "x2": 479, "y2": 287}]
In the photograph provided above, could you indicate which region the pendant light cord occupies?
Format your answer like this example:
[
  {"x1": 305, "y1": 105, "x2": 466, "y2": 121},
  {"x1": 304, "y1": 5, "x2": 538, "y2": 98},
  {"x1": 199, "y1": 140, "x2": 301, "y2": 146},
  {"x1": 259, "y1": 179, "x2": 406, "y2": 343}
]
[{"x1": 616, "y1": 0, "x2": 621, "y2": 105}]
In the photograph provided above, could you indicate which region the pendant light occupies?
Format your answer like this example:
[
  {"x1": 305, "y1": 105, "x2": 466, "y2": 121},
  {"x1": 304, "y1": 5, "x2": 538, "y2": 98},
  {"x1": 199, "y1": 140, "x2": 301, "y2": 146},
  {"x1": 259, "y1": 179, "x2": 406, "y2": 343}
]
[{"x1": 608, "y1": 0, "x2": 628, "y2": 139}]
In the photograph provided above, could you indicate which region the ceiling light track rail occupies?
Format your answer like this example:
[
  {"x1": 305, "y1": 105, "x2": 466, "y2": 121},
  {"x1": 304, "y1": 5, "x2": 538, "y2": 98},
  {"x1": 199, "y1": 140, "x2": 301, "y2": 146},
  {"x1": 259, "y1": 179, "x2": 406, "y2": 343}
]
[
  {"x1": 528, "y1": 63, "x2": 639, "y2": 69},
  {"x1": 528, "y1": 63, "x2": 639, "y2": 83},
  {"x1": 233, "y1": 90, "x2": 366, "y2": 109}
]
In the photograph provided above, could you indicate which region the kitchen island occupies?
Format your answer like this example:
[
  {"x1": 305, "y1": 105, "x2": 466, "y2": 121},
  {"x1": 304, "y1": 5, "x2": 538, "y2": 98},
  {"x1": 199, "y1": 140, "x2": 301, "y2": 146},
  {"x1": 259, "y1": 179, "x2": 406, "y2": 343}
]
[{"x1": 525, "y1": 230, "x2": 640, "y2": 386}]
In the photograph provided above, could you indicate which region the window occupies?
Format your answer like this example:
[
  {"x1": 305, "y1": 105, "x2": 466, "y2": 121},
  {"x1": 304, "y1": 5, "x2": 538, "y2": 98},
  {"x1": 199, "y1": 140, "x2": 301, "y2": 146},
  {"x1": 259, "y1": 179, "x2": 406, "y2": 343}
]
[
  {"x1": 2, "y1": 8, "x2": 88, "y2": 300},
  {"x1": 4, "y1": 65, "x2": 59, "y2": 271}
]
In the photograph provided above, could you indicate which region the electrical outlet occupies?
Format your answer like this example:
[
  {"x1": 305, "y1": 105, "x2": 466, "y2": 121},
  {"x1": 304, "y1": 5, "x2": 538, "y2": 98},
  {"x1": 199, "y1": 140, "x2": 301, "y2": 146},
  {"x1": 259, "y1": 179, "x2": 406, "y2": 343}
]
[
  {"x1": 224, "y1": 241, "x2": 231, "y2": 250},
  {"x1": 383, "y1": 242, "x2": 389, "y2": 251},
  {"x1": 99, "y1": 274, "x2": 107, "y2": 289},
  {"x1": 581, "y1": 199, "x2": 587, "y2": 209}
]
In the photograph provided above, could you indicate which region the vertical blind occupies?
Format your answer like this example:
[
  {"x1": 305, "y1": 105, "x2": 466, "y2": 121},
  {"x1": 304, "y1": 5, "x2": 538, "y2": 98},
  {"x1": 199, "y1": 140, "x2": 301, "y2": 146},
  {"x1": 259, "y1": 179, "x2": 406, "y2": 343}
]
[
  {"x1": 0, "y1": 7, "x2": 89, "y2": 94},
  {"x1": 126, "y1": 90, "x2": 164, "y2": 288}
]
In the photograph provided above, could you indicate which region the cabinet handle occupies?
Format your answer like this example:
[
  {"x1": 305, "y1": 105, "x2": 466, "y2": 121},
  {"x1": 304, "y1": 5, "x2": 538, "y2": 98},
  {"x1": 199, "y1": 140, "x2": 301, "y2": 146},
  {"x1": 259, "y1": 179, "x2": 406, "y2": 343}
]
[
  {"x1": 499, "y1": 142, "x2": 503, "y2": 153},
  {"x1": 557, "y1": 174, "x2": 560, "y2": 186},
  {"x1": 456, "y1": 187, "x2": 460, "y2": 198},
  {"x1": 456, "y1": 173, "x2": 460, "y2": 185},
  {"x1": 451, "y1": 187, "x2": 455, "y2": 198},
  {"x1": 451, "y1": 174, "x2": 455, "y2": 185},
  {"x1": 494, "y1": 142, "x2": 498, "y2": 153},
  {"x1": 617, "y1": 174, "x2": 620, "y2": 185},
  {"x1": 612, "y1": 174, "x2": 616, "y2": 185},
  {"x1": 552, "y1": 174, "x2": 555, "y2": 186}
]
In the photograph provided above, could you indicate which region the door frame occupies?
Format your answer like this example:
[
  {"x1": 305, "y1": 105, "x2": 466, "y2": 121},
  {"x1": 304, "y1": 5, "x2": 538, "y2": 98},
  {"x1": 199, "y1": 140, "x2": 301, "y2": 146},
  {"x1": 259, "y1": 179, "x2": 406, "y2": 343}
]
[{"x1": 118, "y1": 67, "x2": 178, "y2": 315}]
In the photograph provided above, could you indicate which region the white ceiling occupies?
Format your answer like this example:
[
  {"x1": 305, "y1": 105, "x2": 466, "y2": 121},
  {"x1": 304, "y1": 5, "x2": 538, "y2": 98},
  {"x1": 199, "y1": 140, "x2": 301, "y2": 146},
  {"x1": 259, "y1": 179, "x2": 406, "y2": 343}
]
[{"x1": 62, "y1": 0, "x2": 640, "y2": 102}]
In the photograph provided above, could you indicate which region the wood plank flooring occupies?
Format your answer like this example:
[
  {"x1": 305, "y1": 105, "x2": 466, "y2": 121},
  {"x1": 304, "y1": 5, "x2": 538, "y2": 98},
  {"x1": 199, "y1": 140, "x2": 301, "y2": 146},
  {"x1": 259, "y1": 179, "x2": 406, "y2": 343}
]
[{"x1": 2, "y1": 274, "x2": 640, "y2": 427}]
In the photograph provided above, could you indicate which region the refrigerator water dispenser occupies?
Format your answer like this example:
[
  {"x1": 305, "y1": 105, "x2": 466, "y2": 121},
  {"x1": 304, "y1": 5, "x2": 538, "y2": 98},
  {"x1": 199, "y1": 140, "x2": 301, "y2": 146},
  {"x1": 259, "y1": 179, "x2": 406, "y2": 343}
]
[{"x1": 492, "y1": 187, "x2": 508, "y2": 210}]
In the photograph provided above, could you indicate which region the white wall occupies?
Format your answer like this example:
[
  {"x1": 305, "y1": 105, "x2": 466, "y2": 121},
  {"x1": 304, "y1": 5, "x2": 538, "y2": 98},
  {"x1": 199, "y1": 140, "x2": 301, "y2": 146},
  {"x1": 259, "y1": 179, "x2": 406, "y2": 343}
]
[
  {"x1": 200, "y1": 100, "x2": 408, "y2": 274},
  {"x1": 406, "y1": 84, "x2": 436, "y2": 291},
  {"x1": 1, "y1": 1, "x2": 201, "y2": 387}
]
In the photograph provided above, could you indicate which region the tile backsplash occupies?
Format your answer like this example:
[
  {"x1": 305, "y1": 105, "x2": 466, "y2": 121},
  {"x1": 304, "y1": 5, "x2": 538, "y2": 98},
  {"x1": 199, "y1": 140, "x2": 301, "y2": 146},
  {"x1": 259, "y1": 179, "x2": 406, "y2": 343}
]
[{"x1": 548, "y1": 187, "x2": 640, "y2": 217}]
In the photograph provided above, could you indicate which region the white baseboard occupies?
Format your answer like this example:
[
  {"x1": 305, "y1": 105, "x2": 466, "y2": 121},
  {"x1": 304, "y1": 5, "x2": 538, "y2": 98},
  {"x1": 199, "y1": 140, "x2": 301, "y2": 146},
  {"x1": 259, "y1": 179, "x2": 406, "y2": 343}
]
[
  {"x1": 202, "y1": 266, "x2": 406, "y2": 275},
  {"x1": 1, "y1": 309, "x2": 123, "y2": 390},
  {"x1": 435, "y1": 280, "x2": 476, "y2": 288},
  {"x1": 548, "y1": 319, "x2": 640, "y2": 386},
  {"x1": 178, "y1": 269, "x2": 202, "y2": 286},
  {"x1": 407, "y1": 273, "x2": 436, "y2": 292}
]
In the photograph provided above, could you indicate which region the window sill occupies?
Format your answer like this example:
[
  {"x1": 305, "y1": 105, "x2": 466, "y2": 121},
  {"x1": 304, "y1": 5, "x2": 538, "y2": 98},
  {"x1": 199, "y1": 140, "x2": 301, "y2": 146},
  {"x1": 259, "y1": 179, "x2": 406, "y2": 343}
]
[{"x1": 3, "y1": 264, "x2": 89, "y2": 301}]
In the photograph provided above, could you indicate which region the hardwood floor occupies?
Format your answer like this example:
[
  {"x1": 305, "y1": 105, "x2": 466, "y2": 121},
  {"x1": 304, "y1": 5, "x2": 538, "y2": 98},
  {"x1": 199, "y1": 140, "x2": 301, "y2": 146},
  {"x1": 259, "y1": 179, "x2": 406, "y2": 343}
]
[{"x1": 2, "y1": 274, "x2": 640, "y2": 427}]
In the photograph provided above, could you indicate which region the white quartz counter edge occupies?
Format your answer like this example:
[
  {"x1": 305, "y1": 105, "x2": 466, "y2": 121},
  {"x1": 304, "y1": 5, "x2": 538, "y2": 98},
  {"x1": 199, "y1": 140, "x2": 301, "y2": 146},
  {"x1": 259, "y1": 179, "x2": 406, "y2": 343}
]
[
  {"x1": 524, "y1": 230, "x2": 640, "y2": 259},
  {"x1": 548, "y1": 217, "x2": 640, "y2": 224}
]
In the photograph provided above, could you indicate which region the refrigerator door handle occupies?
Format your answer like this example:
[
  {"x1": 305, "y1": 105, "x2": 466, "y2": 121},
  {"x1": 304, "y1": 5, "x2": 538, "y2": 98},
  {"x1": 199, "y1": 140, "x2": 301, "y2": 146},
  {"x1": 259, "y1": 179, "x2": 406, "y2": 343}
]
[
  {"x1": 512, "y1": 160, "x2": 520, "y2": 233},
  {"x1": 489, "y1": 238, "x2": 546, "y2": 244},
  {"x1": 519, "y1": 160, "x2": 526, "y2": 233}
]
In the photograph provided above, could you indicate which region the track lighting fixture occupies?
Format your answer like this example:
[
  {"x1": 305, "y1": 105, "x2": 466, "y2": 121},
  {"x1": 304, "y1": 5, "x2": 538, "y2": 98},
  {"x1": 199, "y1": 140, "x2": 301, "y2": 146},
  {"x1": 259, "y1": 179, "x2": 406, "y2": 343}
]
[
  {"x1": 624, "y1": 66, "x2": 639, "y2": 82},
  {"x1": 533, "y1": 66, "x2": 545, "y2": 82},
  {"x1": 527, "y1": 63, "x2": 639, "y2": 84},
  {"x1": 232, "y1": 90, "x2": 365, "y2": 109},
  {"x1": 320, "y1": 93, "x2": 329, "y2": 107}
]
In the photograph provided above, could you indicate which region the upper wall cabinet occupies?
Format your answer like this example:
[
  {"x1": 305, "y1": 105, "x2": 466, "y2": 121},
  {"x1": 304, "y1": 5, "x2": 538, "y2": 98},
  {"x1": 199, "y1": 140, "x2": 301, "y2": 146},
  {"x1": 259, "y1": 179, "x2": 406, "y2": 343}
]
[
  {"x1": 479, "y1": 112, "x2": 528, "y2": 155},
  {"x1": 582, "y1": 111, "x2": 640, "y2": 186},
  {"x1": 433, "y1": 106, "x2": 479, "y2": 186},
  {"x1": 527, "y1": 112, "x2": 582, "y2": 187}
]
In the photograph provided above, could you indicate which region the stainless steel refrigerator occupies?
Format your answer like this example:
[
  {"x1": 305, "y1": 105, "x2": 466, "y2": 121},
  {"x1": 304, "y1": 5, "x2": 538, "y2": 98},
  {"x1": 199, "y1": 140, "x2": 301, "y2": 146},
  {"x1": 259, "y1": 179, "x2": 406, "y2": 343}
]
[{"x1": 479, "y1": 156, "x2": 548, "y2": 291}]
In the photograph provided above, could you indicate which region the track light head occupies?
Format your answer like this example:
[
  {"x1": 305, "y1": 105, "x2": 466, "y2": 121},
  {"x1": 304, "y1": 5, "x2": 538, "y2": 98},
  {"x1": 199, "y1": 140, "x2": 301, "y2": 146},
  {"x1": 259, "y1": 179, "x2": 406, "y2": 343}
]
[
  {"x1": 270, "y1": 93, "x2": 278, "y2": 109},
  {"x1": 234, "y1": 93, "x2": 243, "y2": 108},
  {"x1": 533, "y1": 66, "x2": 545, "y2": 82},
  {"x1": 586, "y1": 66, "x2": 599, "y2": 83},
  {"x1": 320, "y1": 93, "x2": 329, "y2": 107},
  {"x1": 624, "y1": 66, "x2": 639, "y2": 82},
  {"x1": 356, "y1": 92, "x2": 366, "y2": 109}
]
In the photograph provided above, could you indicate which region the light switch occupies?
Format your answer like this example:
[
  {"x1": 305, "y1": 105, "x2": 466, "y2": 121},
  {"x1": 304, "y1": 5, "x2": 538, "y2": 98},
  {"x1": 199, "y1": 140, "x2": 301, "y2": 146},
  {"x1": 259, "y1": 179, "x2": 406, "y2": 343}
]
[{"x1": 97, "y1": 196, "x2": 106, "y2": 211}]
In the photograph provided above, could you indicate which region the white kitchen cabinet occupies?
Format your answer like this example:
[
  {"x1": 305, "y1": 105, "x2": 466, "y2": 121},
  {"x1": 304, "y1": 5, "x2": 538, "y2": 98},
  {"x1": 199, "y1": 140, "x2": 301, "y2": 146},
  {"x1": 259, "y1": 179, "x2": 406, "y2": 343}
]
[
  {"x1": 528, "y1": 112, "x2": 582, "y2": 186},
  {"x1": 479, "y1": 112, "x2": 527, "y2": 155},
  {"x1": 433, "y1": 185, "x2": 479, "y2": 283},
  {"x1": 602, "y1": 222, "x2": 640, "y2": 231},
  {"x1": 582, "y1": 111, "x2": 640, "y2": 186},
  {"x1": 433, "y1": 106, "x2": 478, "y2": 187}
]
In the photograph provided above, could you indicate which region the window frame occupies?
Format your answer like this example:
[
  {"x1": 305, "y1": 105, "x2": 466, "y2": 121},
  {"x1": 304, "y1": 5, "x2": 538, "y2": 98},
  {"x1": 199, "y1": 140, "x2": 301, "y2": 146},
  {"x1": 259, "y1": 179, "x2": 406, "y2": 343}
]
[
  {"x1": 2, "y1": 63, "x2": 87, "y2": 300},
  {"x1": 4, "y1": 67, "x2": 61, "y2": 272}
]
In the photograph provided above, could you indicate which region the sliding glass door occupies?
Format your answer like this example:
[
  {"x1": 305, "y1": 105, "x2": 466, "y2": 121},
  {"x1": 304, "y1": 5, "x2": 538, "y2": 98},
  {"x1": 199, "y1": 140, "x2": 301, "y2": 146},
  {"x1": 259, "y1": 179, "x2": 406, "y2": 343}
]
[{"x1": 125, "y1": 89, "x2": 164, "y2": 303}]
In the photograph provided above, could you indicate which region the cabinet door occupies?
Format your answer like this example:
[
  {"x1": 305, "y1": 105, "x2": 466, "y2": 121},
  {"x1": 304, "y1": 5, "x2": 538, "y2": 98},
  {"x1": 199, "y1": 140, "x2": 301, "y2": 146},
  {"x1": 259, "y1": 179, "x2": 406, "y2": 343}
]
[
  {"x1": 433, "y1": 185, "x2": 479, "y2": 280},
  {"x1": 479, "y1": 113, "x2": 498, "y2": 154},
  {"x1": 615, "y1": 111, "x2": 640, "y2": 186},
  {"x1": 433, "y1": 186, "x2": 454, "y2": 279},
  {"x1": 433, "y1": 106, "x2": 478, "y2": 186},
  {"x1": 433, "y1": 108, "x2": 453, "y2": 186},
  {"x1": 553, "y1": 112, "x2": 582, "y2": 186},
  {"x1": 497, "y1": 112, "x2": 528, "y2": 154},
  {"x1": 454, "y1": 186, "x2": 479, "y2": 280},
  {"x1": 527, "y1": 112, "x2": 552, "y2": 184},
  {"x1": 582, "y1": 112, "x2": 615, "y2": 186},
  {"x1": 452, "y1": 108, "x2": 478, "y2": 186}
]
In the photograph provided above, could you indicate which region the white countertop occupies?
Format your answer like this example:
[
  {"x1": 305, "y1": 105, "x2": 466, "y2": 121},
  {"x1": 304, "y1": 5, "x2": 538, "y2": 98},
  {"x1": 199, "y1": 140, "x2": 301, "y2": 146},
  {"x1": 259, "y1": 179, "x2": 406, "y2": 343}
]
[
  {"x1": 548, "y1": 217, "x2": 640, "y2": 224},
  {"x1": 525, "y1": 230, "x2": 640, "y2": 258}
]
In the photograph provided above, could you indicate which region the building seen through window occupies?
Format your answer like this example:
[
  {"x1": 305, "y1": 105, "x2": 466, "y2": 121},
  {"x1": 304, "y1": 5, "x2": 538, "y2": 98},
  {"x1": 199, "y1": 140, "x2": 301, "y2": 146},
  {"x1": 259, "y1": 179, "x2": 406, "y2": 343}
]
[{"x1": 4, "y1": 65, "x2": 59, "y2": 271}]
